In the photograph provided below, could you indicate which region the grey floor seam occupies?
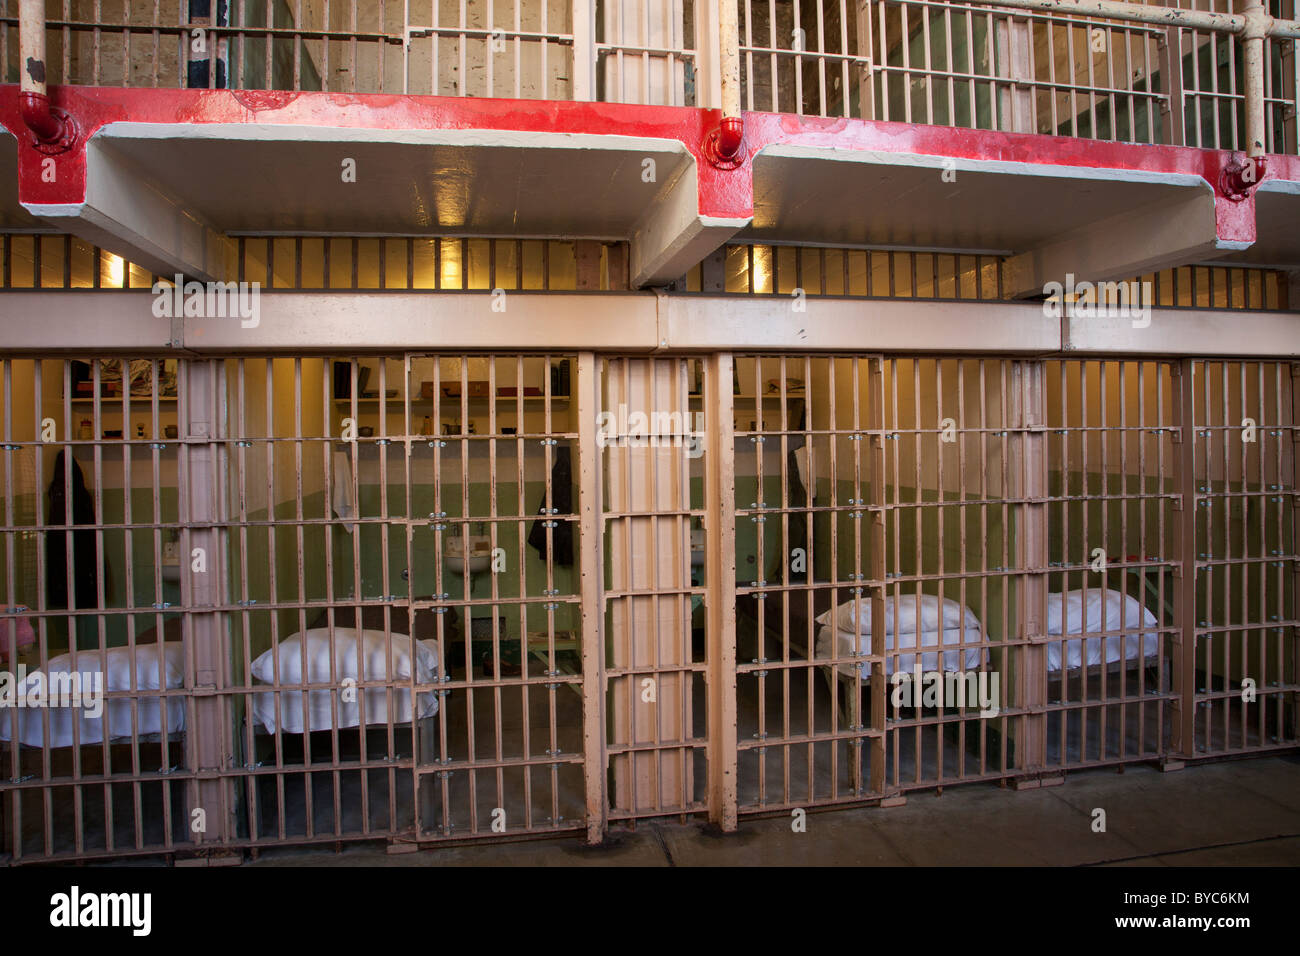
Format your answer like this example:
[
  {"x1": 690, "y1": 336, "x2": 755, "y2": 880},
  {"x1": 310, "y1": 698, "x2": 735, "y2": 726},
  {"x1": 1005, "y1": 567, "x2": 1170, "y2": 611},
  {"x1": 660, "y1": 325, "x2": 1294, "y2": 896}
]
[{"x1": 1082, "y1": 832, "x2": 1300, "y2": 867}]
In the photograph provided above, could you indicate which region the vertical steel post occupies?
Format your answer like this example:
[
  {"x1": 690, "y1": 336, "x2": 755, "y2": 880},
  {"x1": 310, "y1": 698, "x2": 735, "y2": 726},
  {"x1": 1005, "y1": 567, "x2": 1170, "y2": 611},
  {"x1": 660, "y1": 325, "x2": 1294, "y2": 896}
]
[
  {"x1": 576, "y1": 351, "x2": 608, "y2": 844},
  {"x1": 867, "y1": 356, "x2": 889, "y2": 798},
  {"x1": 996, "y1": 13, "x2": 1035, "y2": 133},
  {"x1": 1283, "y1": 3, "x2": 1299, "y2": 154},
  {"x1": 1011, "y1": 360, "x2": 1049, "y2": 779},
  {"x1": 572, "y1": 0, "x2": 597, "y2": 100},
  {"x1": 1157, "y1": 26, "x2": 1186, "y2": 146},
  {"x1": 1242, "y1": 1, "x2": 1269, "y2": 157},
  {"x1": 858, "y1": 1, "x2": 875, "y2": 120},
  {"x1": 704, "y1": 352, "x2": 737, "y2": 830},
  {"x1": 1169, "y1": 358, "x2": 1197, "y2": 763},
  {"x1": 694, "y1": 0, "x2": 725, "y2": 109},
  {"x1": 1288, "y1": 363, "x2": 1300, "y2": 743},
  {"x1": 182, "y1": 359, "x2": 235, "y2": 852}
]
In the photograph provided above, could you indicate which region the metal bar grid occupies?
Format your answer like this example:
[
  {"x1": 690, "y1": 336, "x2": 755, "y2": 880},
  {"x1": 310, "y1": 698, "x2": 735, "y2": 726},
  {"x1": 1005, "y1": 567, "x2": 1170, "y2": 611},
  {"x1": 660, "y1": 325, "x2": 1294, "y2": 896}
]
[
  {"x1": 876, "y1": 358, "x2": 1031, "y2": 792},
  {"x1": 0, "y1": 0, "x2": 581, "y2": 98},
  {"x1": 1, "y1": 355, "x2": 193, "y2": 863},
  {"x1": 1155, "y1": 0, "x2": 1300, "y2": 154},
  {"x1": 687, "y1": 244, "x2": 1288, "y2": 308},
  {"x1": 739, "y1": 0, "x2": 865, "y2": 117},
  {"x1": 594, "y1": 0, "x2": 696, "y2": 106},
  {"x1": 2, "y1": 347, "x2": 1297, "y2": 861},
  {"x1": 732, "y1": 354, "x2": 891, "y2": 811},
  {"x1": 1043, "y1": 359, "x2": 1179, "y2": 770},
  {"x1": 1, "y1": 236, "x2": 1291, "y2": 309},
  {"x1": 1188, "y1": 358, "x2": 1298, "y2": 757},
  {"x1": 402, "y1": 0, "x2": 576, "y2": 99},
  {"x1": 217, "y1": 353, "x2": 585, "y2": 847},
  {"x1": 863, "y1": 0, "x2": 1167, "y2": 140}
]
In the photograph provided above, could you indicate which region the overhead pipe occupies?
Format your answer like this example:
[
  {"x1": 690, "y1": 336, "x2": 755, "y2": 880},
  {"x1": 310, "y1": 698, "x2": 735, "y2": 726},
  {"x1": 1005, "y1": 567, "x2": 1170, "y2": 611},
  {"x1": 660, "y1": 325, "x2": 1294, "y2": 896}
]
[
  {"x1": 973, "y1": 0, "x2": 1298, "y2": 40},
  {"x1": 1217, "y1": 0, "x2": 1271, "y2": 197},
  {"x1": 19, "y1": 0, "x2": 76, "y2": 152},
  {"x1": 705, "y1": 0, "x2": 744, "y2": 168},
  {"x1": 1240, "y1": 1, "x2": 1270, "y2": 160}
]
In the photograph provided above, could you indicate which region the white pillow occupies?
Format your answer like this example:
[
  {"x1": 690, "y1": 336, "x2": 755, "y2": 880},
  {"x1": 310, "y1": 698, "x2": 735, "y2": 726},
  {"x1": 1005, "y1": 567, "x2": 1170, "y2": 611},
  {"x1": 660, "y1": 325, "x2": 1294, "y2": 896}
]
[
  {"x1": 30, "y1": 643, "x2": 185, "y2": 691},
  {"x1": 0, "y1": 643, "x2": 186, "y2": 747},
  {"x1": 250, "y1": 632, "x2": 440, "y2": 734},
  {"x1": 1046, "y1": 589, "x2": 1157, "y2": 637},
  {"x1": 815, "y1": 593, "x2": 975, "y2": 636},
  {"x1": 250, "y1": 628, "x2": 438, "y2": 685}
]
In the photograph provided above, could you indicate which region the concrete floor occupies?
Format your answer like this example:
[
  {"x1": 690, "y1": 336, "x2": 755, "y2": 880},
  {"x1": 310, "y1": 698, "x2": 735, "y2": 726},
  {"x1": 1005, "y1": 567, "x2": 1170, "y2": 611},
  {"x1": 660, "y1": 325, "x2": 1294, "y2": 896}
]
[{"x1": 245, "y1": 752, "x2": 1300, "y2": 867}]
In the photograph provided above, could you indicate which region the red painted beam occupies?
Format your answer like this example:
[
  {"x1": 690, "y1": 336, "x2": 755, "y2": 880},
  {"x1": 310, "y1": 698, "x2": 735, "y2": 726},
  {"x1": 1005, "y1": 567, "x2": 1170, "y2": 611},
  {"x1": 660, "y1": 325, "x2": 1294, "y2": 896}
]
[
  {"x1": 0, "y1": 85, "x2": 752, "y2": 223},
  {"x1": 741, "y1": 111, "x2": 1277, "y2": 248},
  {"x1": 4, "y1": 84, "x2": 1292, "y2": 247}
]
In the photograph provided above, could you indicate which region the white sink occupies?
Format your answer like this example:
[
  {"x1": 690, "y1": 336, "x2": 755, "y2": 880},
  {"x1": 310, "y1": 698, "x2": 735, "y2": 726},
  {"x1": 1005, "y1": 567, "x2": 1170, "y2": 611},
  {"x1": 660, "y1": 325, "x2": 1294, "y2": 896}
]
[
  {"x1": 445, "y1": 535, "x2": 492, "y2": 574},
  {"x1": 162, "y1": 542, "x2": 181, "y2": 583}
]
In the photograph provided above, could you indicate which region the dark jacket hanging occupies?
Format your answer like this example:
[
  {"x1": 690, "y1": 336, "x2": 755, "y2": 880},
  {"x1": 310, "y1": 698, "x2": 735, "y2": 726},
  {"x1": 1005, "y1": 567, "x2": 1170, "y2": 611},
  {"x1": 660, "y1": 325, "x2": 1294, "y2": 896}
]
[
  {"x1": 527, "y1": 446, "x2": 574, "y2": 566},
  {"x1": 46, "y1": 451, "x2": 99, "y2": 611},
  {"x1": 774, "y1": 443, "x2": 812, "y2": 584}
]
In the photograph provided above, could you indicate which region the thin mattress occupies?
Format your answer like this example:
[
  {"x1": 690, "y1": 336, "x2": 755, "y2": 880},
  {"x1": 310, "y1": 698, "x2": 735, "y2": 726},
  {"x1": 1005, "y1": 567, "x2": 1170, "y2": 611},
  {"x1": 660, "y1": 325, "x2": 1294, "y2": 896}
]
[
  {"x1": 817, "y1": 624, "x2": 986, "y2": 679},
  {"x1": 0, "y1": 643, "x2": 186, "y2": 748}
]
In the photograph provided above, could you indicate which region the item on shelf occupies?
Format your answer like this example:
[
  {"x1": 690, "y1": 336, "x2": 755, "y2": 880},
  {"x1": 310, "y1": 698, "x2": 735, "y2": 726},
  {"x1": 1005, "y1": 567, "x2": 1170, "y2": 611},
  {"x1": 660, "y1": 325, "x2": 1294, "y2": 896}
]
[
  {"x1": 70, "y1": 361, "x2": 93, "y2": 394},
  {"x1": 96, "y1": 359, "x2": 177, "y2": 398},
  {"x1": 441, "y1": 381, "x2": 490, "y2": 398},
  {"x1": 359, "y1": 426, "x2": 375, "y2": 437},
  {"x1": 164, "y1": 425, "x2": 178, "y2": 439},
  {"x1": 103, "y1": 430, "x2": 122, "y2": 439},
  {"x1": 420, "y1": 381, "x2": 434, "y2": 399},
  {"x1": 765, "y1": 378, "x2": 805, "y2": 393},
  {"x1": 497, "y1": 386, "x2": 543, "y2": 397},
  {"x1": 550, "y1": 360, "x2": 571, "y2": 397},
  {"x1": 421, "y1": 417, "x2": 433, "y2": 436},
  {"x1": 79, "y1": 419, "x2": 92, "y2": 440},
  {"x1": 135, "y1": 424, "x2": 145, "y2": 439},
  {"x1": 333, "y1": 361, "x2": 352, "y2": 399}
]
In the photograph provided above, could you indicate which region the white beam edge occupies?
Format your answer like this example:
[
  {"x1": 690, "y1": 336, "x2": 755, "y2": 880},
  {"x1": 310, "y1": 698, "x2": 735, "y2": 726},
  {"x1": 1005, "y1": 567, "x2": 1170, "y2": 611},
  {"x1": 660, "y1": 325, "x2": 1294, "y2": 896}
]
[
  {"x1": 97, "y1": 122, "x2": 694, "y2": 157},
  {"x1": 664, "y1": 296, "x2": 1062, "y2": 352},
  {"x1": 628, "y1": 159, "x2": 748, "y2": 287},
  {"x1": 0, "y1": 293, "x2": 173, "y2": 350},
  {"x1": 757, "y1": 144, "x2": 1208, "y2": 189},
  {"x1": 0, "y1": 292, "x2": 660, "y2": 351},
  {"x1": 1003, "y1": 187, "x2": 1227, "y2": 298},
  {"x1": 1257, "y1": 178, "x2": 1300, "y2": 196},
  {"x1": 24, "y1": 139, "x2": 228, "y2": 281},
  {"x1": 1064, "y1": 308, "x2": 1300, "y2": 357},
  {"x1": 1, "y1": 291, "x2": 1295, "y2": 357},
  {"x1": 185, "y1": 292, "x2": 661, "y2": 350}
]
